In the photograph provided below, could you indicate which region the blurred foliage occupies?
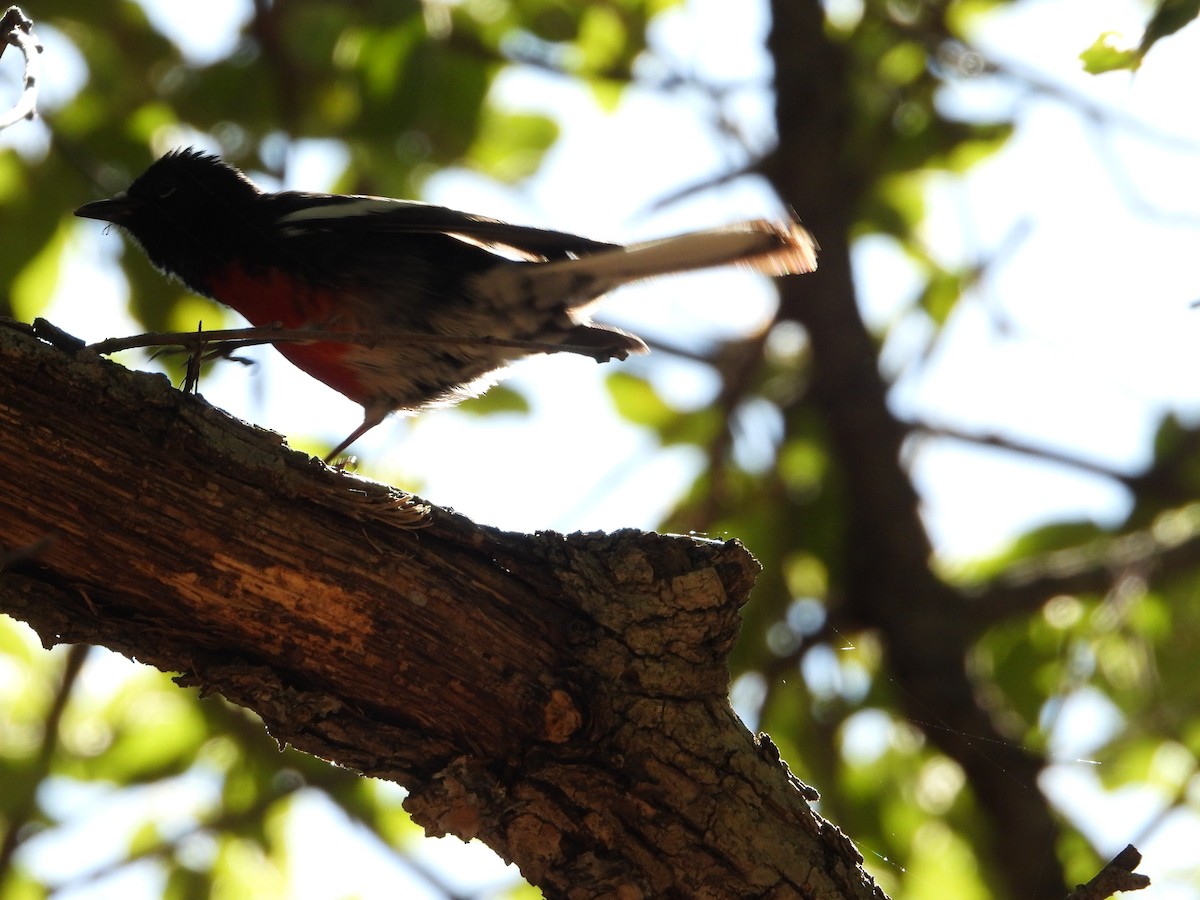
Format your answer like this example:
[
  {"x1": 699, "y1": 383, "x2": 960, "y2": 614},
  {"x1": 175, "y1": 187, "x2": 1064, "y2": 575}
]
[
  {"x1": 0, "y1": 621, "x2": 442, "y2": 897},
  {"x1": 1, "y1": 0, "x2": 1199, "y2": 898}
]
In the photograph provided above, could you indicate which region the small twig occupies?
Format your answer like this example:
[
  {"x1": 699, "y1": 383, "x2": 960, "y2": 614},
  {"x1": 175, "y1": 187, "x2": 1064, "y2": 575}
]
[
  {"x1": 0, "y1": 644, "x2": 89, "y2": 886},
  {"x1": 0, "y1": 6, "x2": 43, "y2": 130},
  {"x1": 87, "y1": 324, "x2": 633, "y2": 364},
  {"x1": 638, "y1": 160, "x2": 758, "y2": 215},
  {"x1": 907, "y1": 419, "x2": 1138, "y2": 488},
  {"x1": 50, "y1": 775, "x2": 304, "y2": 895},
  {"x1": 181, "y1": 322, "x2": 206, "y2": 395},
  {"x1": 32, "y1": 317, "x2": 86, "y2": 352},
  {"x1": 1064, "y1": 844, "x2": 1149, "y2": 899},
  {"x1": 973, "y1": 512, "x2": 1200, "y2": 626}
]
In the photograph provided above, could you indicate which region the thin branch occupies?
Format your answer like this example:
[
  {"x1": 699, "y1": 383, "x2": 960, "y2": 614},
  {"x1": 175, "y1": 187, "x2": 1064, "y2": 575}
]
[
  {"x1": 637, "y1": 161, "x2": 760, "y2": 215},
  {"x1": 208, "y1": 697, "x2": 485, "y2": 900},
  {"x1": 984, "y1": 49, "x2": 1200, "y2": 155},
  {"x1": 699, "y1": 330, "x2": 775, "y2": 524},
  {"x1": 49, "y1": 777, "x2": 304, "y2": 897},
  {"x1": 945, "y1": 39, "x2": 1200, "y2": 227},
  {"x1": 907, "y1": 420, "x2": 1139, "y2": 488},
  {"x1": 0, "y1": 644, "x2": 89, "y2": 884},
  {"x1": 1083, "y1": 114, "x2": 1200, "y2": 229},
  {"x1": 83, "y1": 323, "x2": 630, "y2": 364},
  {"x1": 970, "y1": 513, "x2": 1200, "y2": 625},
  {"x1": 1064, "y1": 844, "x2": 1149, "y2": 900},
  {"x1": 0, "y1": 6, "x2": 42, "y2": 129},
  {"x1": 916, "y1": 29, "x2": 1200, "y2": 156}
]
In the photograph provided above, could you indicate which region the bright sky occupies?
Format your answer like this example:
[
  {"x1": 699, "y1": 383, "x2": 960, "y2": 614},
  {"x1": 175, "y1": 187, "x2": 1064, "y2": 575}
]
[{"x1": 13, "y1": 0, "x2": 1200, "y2": 896}]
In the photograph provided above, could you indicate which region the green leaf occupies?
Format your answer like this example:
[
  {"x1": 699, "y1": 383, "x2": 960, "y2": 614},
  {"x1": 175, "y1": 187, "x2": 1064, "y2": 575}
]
[
  {"x1": 0, "y1": 868, "x2": 48, "y2": 900},
  {"x1": 1080, "y1": 32, "x2": 1140, "y2": 74},
  {"x1": 11, "y1": 221, "x2": 71, "y2": 322},
  {"x1": 458, "y1": 383, "x2": 531, "y2": 415},
  {"x1": 167, "y1": 295, "x2": 230, "y2": 334},
  {"x1": 211, "y1": 835, "x2": 288, "y2": 898},
  {"x1": 128, "y1": 820, "x2": 165, "y2": 857},
  {"x1": 1152, "y1": 411, "x2": 1189, "y2": 463},
  {"x1": 877, "y1": 42, "x2": 926, "y2": 86},
  {"x1": 577, "y1": 5, "x2": 626, "y2": 74},
  {"x1": 955, "y1": 519, "x2": 1111, "y2": 585},
  {"x1": 777, "y1": 438, "x2": 828, "y2": 494},
  {"x1": 164, "y1": 867, "x2": 214, "y2": 900},
  {"x1": 944, "y1": 125, "x2": 1014, "y2": 172},
  {"x1": 467, "y1": 110, "x2": 559, "y2": 183},
  {"x1": 875, "y1": 172, "x2": 928, "y2": 237},
  {"x1": 588, "y1": 78, "x2": 626, "y2": 112},
  {"x1": 72, "y1": 680, "x2": 209, "y2": 784},
  {"x1": 357, "y1": 19, "x2": 424, "y2": 102},
  {"x1": 945, "y1": 1, "x2": 1008, "y2": 38},
  {"x1": 126, "y1": 101, "x2": 179, "y2": 143},
  {"x1": 0, "y1": 150, "x2": 27, "y2": 206},
  {"x1": 902, "y1": 825, "x2": 992, "y2": 900},
  {"x1": 0, "y1": 618, "x2": 39, "y2": 667},
  {"x1": 606, "y1": 371, "x2": 675, "y2": 430},
  {"x1": 917, "y1": 269, "x2": 964, "y2": 325}
]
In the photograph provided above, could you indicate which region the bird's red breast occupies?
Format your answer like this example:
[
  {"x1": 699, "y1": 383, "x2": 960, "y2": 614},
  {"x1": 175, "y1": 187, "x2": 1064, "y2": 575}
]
[{"x1": 206, "y1": 263, "x2": 370, "y2": 404}]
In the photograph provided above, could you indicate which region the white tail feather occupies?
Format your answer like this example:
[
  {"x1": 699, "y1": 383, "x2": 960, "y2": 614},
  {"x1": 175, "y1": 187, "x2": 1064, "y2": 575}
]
[
  {"x1": 612, "y1": 221, "x2": 818, "y2": 279},
  {"x1": 476, "y1": 219, "x2": 817, "y2": 311}
]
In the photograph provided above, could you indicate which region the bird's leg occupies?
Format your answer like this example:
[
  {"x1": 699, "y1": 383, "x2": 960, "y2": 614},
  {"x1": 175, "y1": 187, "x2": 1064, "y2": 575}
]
[{"x1": 324, "y1": 408, "x2": 388, "y2": 464}]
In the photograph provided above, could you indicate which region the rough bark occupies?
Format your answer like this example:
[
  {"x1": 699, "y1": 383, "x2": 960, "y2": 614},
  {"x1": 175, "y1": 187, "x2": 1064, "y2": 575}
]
[{"x1": 0, "y1": 321, "x2": 887, "y2": 900}]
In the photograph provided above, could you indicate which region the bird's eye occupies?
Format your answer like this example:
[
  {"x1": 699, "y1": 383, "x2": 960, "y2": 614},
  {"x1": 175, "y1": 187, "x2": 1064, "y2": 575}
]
[{"x1": 154, "y1": 178, "x2": 177, "y2": 199}]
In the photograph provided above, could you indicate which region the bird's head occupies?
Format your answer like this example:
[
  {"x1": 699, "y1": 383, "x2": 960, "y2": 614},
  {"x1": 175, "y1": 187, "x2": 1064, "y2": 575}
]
[{"x1": 76, "y1": 148, "x2": 263, "y2": 288}]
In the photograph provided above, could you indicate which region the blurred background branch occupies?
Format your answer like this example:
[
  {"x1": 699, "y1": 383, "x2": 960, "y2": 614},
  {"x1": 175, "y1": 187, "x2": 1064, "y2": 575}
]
[{"x1": 0, "y1": 6, "x2": 41, "y2": 128}]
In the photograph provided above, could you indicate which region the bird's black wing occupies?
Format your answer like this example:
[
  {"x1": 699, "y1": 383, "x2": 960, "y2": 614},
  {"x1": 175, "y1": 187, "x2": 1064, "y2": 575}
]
[{"x1": 267, "y1": 192, "x2": 620, "y2": 261}]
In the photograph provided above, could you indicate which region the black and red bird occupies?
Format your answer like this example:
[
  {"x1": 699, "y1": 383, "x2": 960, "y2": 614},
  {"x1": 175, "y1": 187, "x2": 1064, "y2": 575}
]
[{"x1": 76, "y1": 148, "x2": 817, "y2": 460}]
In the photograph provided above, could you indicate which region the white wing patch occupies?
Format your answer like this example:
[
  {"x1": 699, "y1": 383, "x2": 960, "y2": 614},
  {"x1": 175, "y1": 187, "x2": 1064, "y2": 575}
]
[
  {"x1": 274, "y1": 198, "x2": 545, "y2": 260},
  {"x1": 276, "y1": 197, "x2": 433, "y2": 228}
]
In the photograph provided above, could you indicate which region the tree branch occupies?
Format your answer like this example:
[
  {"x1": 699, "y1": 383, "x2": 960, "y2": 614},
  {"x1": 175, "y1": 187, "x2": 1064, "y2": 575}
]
[
  {"x1": 1064, "y1": 845, "x2": 1149, "y2": 900},
  {"x1": 907, "y1": 419, "x2": 1139, "y2": 488},
  {"x1": 0, "y1": 6, "x2": 41, "y2": 130},
  {"x1": 0, "y1": 322, "x2": 885, "y2": 899},
  {"x1": 969, "y1": 510, "x2": 1200, "y2": 625}
]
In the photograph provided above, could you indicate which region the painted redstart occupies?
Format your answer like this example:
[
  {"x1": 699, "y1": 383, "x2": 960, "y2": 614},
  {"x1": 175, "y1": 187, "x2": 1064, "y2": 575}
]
[{"x1": 76, "y1": 148, "x2": 817, "y2": 460}]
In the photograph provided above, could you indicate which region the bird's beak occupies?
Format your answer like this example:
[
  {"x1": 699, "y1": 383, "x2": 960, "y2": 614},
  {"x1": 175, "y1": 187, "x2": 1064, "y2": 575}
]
[{"x1": 75, "y1": 192, "x2": 140, "y2": 226}]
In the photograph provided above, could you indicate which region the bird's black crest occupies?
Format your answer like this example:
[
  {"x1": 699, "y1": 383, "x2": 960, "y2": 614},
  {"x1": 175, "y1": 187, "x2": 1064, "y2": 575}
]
[{"x1": 129, "y1": 147, "x2": 262, "y2": 205}]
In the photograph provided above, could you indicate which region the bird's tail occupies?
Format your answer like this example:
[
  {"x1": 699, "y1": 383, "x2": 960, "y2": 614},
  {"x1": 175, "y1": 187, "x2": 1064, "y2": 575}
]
[
  {"x1": 478, "y1": 219, "x2": 817, "y2": 312},
  {"x1": 606, "y1": 220, "x2": 817, "y2": 280}
]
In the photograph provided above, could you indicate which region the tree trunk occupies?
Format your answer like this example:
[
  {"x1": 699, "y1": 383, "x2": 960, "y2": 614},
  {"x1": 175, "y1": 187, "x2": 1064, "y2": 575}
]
[
  {"x1": 0, "y1": 322, "x2": 886, "y2": 900},
  {"x1": 765, "y1": 4, "x2": 1067, "y2": 897}
]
